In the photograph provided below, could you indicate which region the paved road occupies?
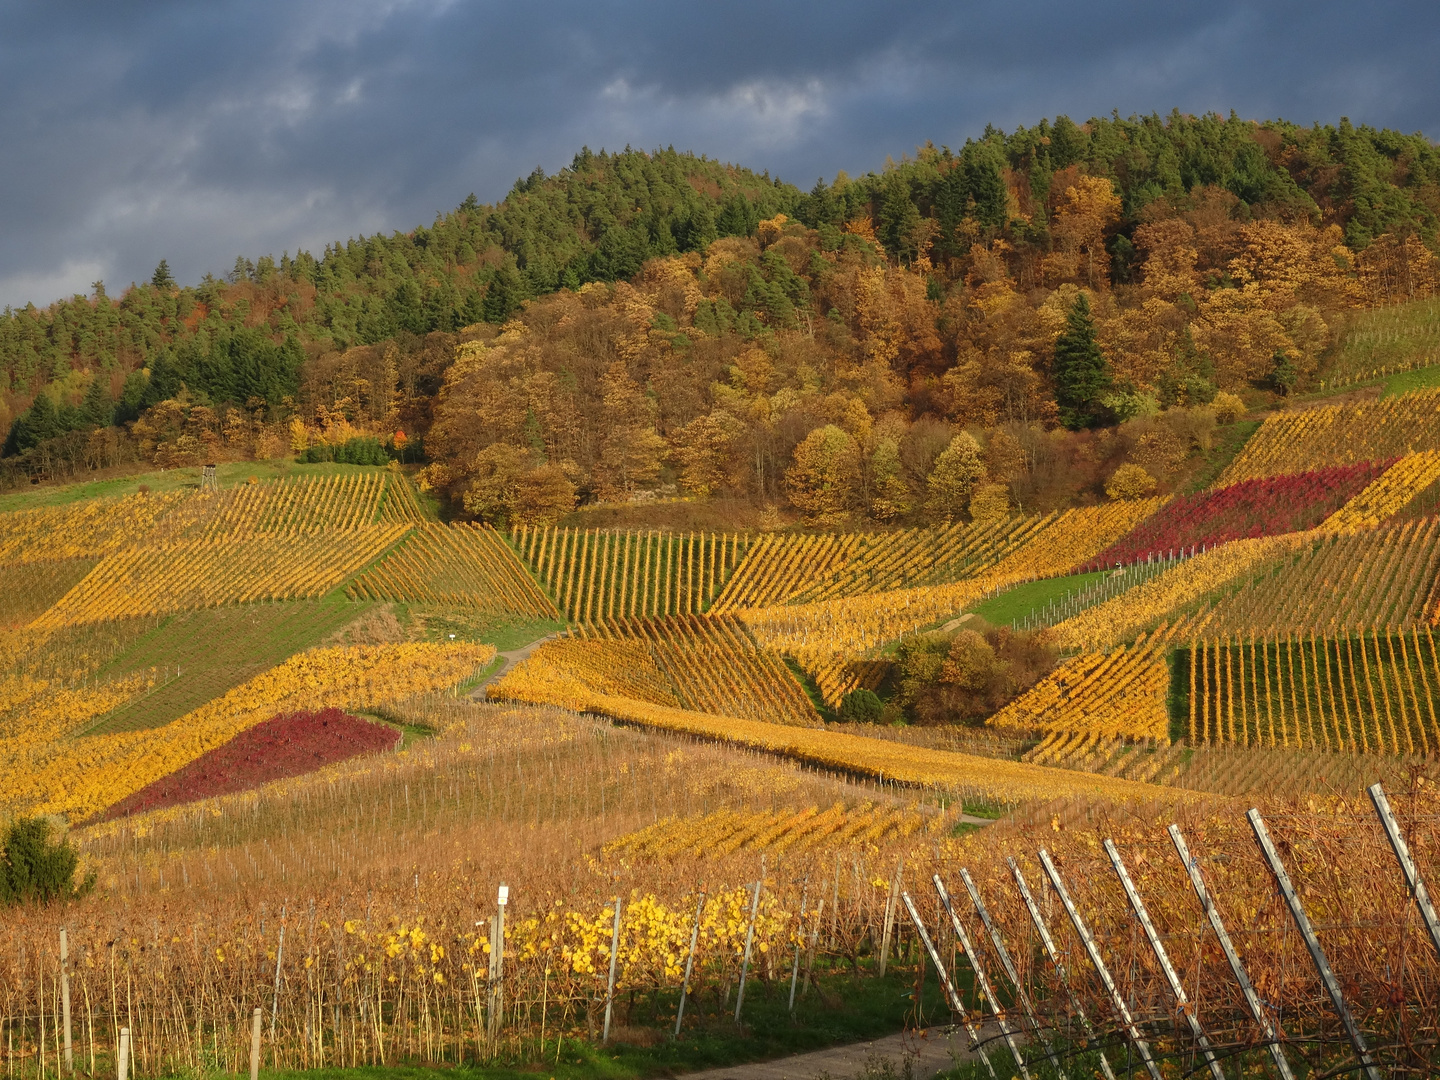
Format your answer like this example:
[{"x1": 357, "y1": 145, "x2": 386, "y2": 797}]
[{"x1": 678, "y1": 1025, "x2": 1000, "y2": 1080}]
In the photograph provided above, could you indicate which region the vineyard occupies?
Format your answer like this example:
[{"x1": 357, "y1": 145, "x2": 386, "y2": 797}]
[
  {"x1": 988, "y1": 618, "x2": 1197, "y2": 743},
  {"x1": 31, "y1": 525, "x2": 409, "y2": 626},
  {"x1": 2, "y1": 392, "x2": 1440, "y2": 1076},
  {"x1": 1085, "y1": 460, "x2": 1387, "y2": 568},
  {"x1": 347, "y1": 522, "x2": 559, "y2": 617},
  {"x1": 511, "y1": 526, "x2": 747, "y2": 622},
  {"x1": 1203, "y1": 516, "x2": 1440, "y2": 637},
  {"x1": 1184, "y1": 627, "x2": 1440, "y2": 753},
  {"x1": 1217, "y1": 387, "x2": 1440, "y2": 483},
  {"x1": 576, "y1": 614, "x2": 822, "y2": 727}
]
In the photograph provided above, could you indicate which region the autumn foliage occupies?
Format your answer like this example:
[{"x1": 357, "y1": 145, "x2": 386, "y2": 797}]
[{"x1": 98, "y1": 708, "x2": 400, "y2": 821}]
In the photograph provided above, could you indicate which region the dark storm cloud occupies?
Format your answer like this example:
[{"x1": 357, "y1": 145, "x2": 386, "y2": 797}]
[{"x1": 2, "y1": 1, "x2": 1437, "y2": 307}]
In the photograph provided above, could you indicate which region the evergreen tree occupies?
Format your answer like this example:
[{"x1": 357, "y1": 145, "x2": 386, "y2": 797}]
[
  {"x1": 877, "y1": 173, "x2": 921, "y2": 263},
  {"x1": 4, "y1": 393, "x2": 61, "y2": 454},
  {"x1": 80, "y1": 374, "x2": 112, "y2": 428},
  {"x1": 150, "y1": 260, "x2": 176, "y2": 290},
  {"x1": 1053, "y1": 293, "x2": 1111, "y2": 429}
]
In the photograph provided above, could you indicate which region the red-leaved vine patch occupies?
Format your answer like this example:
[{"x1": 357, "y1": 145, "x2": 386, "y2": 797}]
[
  {"x1": 99, "y1": 708, "x2": 400, "y2": 821},
  {"x1": 1084, "y1": 460, "x2": 1392, "y2": 570}
]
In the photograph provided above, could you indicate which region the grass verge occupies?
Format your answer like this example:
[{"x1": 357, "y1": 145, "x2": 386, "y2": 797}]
[{"x1": 966, "y1": 571, "x2": 1108, "y2": 628}]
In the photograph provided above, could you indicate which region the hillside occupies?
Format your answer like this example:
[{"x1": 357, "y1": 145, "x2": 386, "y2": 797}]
[
  {"x1": 3, "y1": 111, "x2": 1440, "y2": 1080},
  {"x1": 5, "y1": 112, "x2": 1440, "y2": 525}
]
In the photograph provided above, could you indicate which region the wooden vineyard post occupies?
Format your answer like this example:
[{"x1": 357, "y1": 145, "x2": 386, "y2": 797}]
[
  {"x1": 878, "y1": 856, "x2": 902, "y2": 978},
  {"x1": 1038, "y1": 849, "x2": 1161, "y2": 1080},
  {"x1": 1368, "y1": 783, "x2": 1440, "y2": 960},
  {"x1": 60, "y1": 929, "x2": 72, "y2": 1073},
  {"x1": 674, "y1": 891, "x2": 705, "y2": 1037},
  {"x1": 602, "y1": 897, "x2": 621, "y2": 1043},
  {"x1": 933, "y1": 875, "x2": 1030, "y2": 1080},
  {"x1": 1247, "y1": 809, "x2": 1383, "y2": 1080},
  {"x1": 249, "y1": 1008, "x2": 262, "y2": 1080},
  {"x1": 269, "y1": 906, "x2": 286, "y2": 1040},
  {"x1": 958, "y1": 868, "x2": 1067, "y2": 1080},
  {"x1": 787, "y1": 877, "x2": 809, "y2": 1012},
  {"x1": 117, "y1": 1027, "x2": 130, "y2": 1080},
  {"x1": 1102, "y1": 840, "x2": 1224, "y2": 1080},
  {"x1": 1167, "y1": 825, "x2": 1295, "y2": 1080},
  {"x1": 733, "y1": 868, "x2": 764, "y2": 1023},
  {"x1": 899, "y1": 893, "x2": 996, "y2": 1080},
  {"x1": 487, "y1": 884, "x2": 508, "y2": 1044}
]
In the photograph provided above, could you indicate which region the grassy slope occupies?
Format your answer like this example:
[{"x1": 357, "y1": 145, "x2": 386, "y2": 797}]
[
  {"x1": 1321, "y1": 297, "x2": 1440, "y2": 385},
  {"x1": 84, "y1": 601, "x2": 369, "y2": 734},
  {"x1": 967, "y1": 570, "x2": 1109, "y2": 628}
]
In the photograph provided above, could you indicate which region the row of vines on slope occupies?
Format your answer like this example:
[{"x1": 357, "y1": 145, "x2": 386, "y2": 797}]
[
  {"x1": 32, "y1": 525, "x2": 411, "y2": 627},
  {"x1": 1184, "y1": 626, "x2": 1440, "y2": 755},
  {"x1": 348, "y1": 523, "x2": 559, "y2": 617},
  {"x1": 512, "y1": 527, "x2": 745, "y2": 622}
]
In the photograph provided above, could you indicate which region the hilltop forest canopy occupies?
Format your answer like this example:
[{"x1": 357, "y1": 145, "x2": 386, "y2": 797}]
[{"x1": 4, "y1": 112, "x2": 1440, "y2": 521}]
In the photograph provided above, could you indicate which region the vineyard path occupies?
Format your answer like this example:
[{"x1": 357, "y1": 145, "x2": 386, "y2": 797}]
[
  {"x1": 472, "y1": 631, "x2": 564, "y2": 698},
  {"x1": 678, "y1": 1023, "x2": 999, "y2": 1080}
]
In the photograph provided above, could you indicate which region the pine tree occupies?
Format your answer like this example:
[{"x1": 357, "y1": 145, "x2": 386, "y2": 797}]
[
  {"x1": 151, "y1": 260, "x2": 176, "y2": 290},
  {"x1": 1053, "y1": 293, "x2": 1111, "y2": 429},
  {"x1": 80, "y1": 374, "x2": 112, "y2": 428}
]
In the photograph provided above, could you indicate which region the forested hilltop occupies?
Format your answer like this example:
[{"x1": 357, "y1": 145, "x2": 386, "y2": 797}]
[{"x1": 5, "y1": 112, "x2": 1440, "y2": 523}]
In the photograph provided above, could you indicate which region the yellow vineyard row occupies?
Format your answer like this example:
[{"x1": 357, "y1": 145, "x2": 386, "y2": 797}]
[
  {"x1": 1051, "y1": 532, "x2": 1305, "y2": 650},
  {"x1": 488, "y1": 648, "x2": 1185, "y2": 805},
  {"x1": 1218, "y1": 388, "x2": 1440, "y2": 485},
  {"x1": 1204, "y1": 517, "x2": 1440, "y2": 639},
  {"x1": 604, "y1": 802, "x2": 935, "y2": 860},
  {"x1": 989, "y1": 618, "x2": 1200, "y2": 743},
  {"x1": 31, "y1": 525, "x2": 410, "y2": 628},
  {"x1": 1188, "y1": 626, "x2": 1440, "y2": 756},
  {"x1": 736, "y1": 498, "x2": 1163, "y2": 660},
  {"x1": 1320, "y1": 450, "x2": 1440, "y2": 532},
  {"x1": 0, "y1": 491, "x2": 190, "y2": 565},
  {"x1": 348, "y1": 523, "x2": 559, "y2": 617}
]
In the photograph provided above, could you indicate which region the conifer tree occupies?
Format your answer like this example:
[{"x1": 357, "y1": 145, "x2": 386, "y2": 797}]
[{"x1": 1053, "y1": 293, "x2": 1111, "y2": 429}]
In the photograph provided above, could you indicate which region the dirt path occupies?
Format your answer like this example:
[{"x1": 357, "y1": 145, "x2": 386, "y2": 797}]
[
  {"x1": 470, "y1": 633, "x2": 562, "y2": 699},
  {"x1": 678, "y1": 1024, "x2": 1000, "y2": 1080}
]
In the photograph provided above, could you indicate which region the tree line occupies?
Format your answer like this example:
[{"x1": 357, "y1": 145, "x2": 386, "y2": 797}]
[{"x1": 4, "y1": 113, "x2": 1439, "y2": 518}]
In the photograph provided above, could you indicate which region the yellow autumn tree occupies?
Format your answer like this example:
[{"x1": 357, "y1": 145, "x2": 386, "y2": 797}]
[
  {"x1": 1045, "y1": 175, "x2": 1122, "y2": 289},
  {"x1": 786, "y1": 424, "x2": 862, "y2": 526}
]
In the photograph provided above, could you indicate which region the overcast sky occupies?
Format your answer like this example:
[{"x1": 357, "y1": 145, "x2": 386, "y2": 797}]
[{"x1": 3, "y1": 1, "x2": 1437, "y2": 309}]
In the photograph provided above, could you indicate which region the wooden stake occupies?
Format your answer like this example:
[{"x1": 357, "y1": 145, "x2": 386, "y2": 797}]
[
  {"x1": 116, "y1": 1028, "x2": 129, "y2": 1080},
  {"x1": 733, "y1": 863, "x2": 764, "y2": 1023},
  {"x1": 249, "y1": 1008, "x2": 262, "y2": 1080},
  {"x1": 674, "y1": 891, "x2": 705, "y2": 1037},
  {"x1": 1168, "y1": 825, "x2": 1295, "y2": 1080},
  {"x1": 60, "y1": 930, "x2": 71, "y2": 1074},
  {"x1": 878, "y1": 856, "x2": 902, "y2": 978},
  {"x1": 1247, "y1": 809, "x2": 1382, "y2": 1080},
  {"x1": 602, "y1": 897, "x2": 622, "y2": 1043}
]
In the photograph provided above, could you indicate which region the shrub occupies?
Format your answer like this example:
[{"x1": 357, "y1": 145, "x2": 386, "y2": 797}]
[
  {"x1": 897, "y1": 627, "x2": 1058, "y2": 725},
  {"x1": 1211, "y1": 391, "x2": 1247, "y2": 424},
  {"x1": 0, "y1": 817, "x2": 94, "y2": 907},
  {"x1": 838, "y1": 688, "x2": 884, "y2": 723},
  {"x1": 1105, "y1": 462, "x2": 1157, "y2": 500}
]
